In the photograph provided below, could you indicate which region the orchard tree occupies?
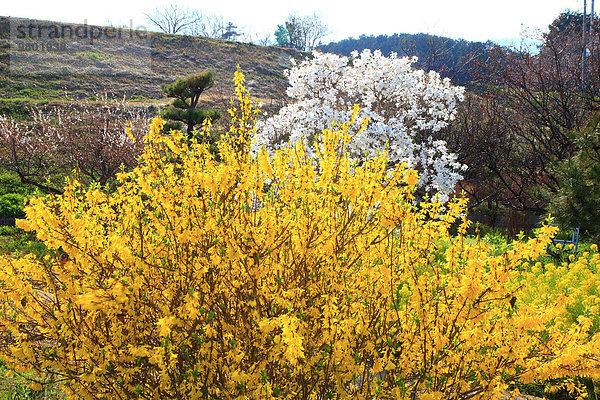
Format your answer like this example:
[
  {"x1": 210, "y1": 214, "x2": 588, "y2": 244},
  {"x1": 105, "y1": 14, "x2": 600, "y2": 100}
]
[
  {"x1": 254, "y1": 50, "x2": 466, "y2": 200},
  {"x1": 0, "y1": 98, "x2": 150, "y2": 194},
  {"x1": 160, "y1": 71, "x2": 221, "y2": 138}
]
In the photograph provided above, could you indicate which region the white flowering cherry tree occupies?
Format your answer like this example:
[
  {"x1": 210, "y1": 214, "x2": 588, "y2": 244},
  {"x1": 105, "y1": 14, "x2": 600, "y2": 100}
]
[{"x1": 253, "y1": 49, "x2": 466, "y2": 200}]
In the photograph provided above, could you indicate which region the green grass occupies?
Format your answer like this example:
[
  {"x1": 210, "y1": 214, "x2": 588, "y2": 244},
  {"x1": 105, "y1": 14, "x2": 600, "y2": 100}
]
[
  {"x1": 0, "y1": 365, "x2": 65, "y2": 399},
  {"x1": 0, "y1": 226, "x2": 47, "y2": 258}
]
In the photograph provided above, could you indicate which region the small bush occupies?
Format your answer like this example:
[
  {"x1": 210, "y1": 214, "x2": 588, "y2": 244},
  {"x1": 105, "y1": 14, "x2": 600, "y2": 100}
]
[
  {"x1": 0, "y1": 193, "x2": 25, "y2": 219},
  {"x1": 0, "y1": 170, "x2": 32, "y2": 196},
  {"x1": 0, "y1": 226, "x2": 17, "y2": 236}
]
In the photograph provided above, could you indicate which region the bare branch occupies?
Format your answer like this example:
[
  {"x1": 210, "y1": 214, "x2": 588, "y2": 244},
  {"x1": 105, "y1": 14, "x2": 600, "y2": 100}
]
[{"x1": 145, "y1": 4, "x2": 196, "y2": 35}]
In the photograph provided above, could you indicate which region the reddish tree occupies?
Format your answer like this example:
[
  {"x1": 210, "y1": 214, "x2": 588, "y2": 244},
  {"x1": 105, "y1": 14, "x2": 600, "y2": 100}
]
[
  {"x1": 0, "y1": 97, "x2": 151, "y2": 194},
  {"x1": 442, "y1": 11, "x2": 600, "y2": 215}
]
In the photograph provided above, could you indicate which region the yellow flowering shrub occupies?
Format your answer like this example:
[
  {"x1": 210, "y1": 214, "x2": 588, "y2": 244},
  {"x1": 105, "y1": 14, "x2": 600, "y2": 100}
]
[
  {"x1": 0, "y1": 71, "x2": 599, "y2": 399},
  {"x1": 517, "y1": 248, "x2": 600, "y2": 393}
]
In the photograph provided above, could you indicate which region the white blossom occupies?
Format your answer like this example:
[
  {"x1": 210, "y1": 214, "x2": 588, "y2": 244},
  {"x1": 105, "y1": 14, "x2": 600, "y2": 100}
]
[{"x1": 253, "y1": 49, "x2": 466, "y2": 201}]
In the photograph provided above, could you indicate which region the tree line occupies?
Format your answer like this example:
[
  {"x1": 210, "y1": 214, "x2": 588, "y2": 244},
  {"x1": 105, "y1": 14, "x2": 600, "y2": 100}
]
[
  {"x1": 145, "y1": 4, "x2": 328, "y2": 49},
  {"x1": 319, "y1": 32, "x2": 492, "y2": 86}
]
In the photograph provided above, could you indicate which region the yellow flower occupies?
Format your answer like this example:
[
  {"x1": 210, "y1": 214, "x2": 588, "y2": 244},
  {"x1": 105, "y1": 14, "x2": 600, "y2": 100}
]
[
  {"x1": 157, "y1": 316, "x2": 177, "y2": 337},
  {"x1": 405, "y1": 169, "x2": 419, "y2": 187}
]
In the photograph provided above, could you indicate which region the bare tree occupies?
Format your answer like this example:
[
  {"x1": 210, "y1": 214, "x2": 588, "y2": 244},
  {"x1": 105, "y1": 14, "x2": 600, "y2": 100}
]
[
  {"x1": 146, "y1": 4, "x2": 197, "y2": 34},
  {"x1": 440, "y1": 11, "x2": 600, "y2": 214},
  {"x1": 229, "y1": 27, "x2": 261, "y2": 44},
  {"x1": 189, "y1": 13, "x2": 234, "y2": 39},
  {"x1": 301, "y1": 13, "x2": 329, "y2": 50},
  {"x1": 281, "y1": 13, "x2": 328, "y2": 50},
  {"x1": 255, "y1": 34, "x2": 274, "y2": 46}
]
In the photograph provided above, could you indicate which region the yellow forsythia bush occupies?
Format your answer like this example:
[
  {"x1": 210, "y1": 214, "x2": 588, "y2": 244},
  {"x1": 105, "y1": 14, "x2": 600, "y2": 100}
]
[{"x1": 0, "y1": 72, "x2": 599, "y2": 399}]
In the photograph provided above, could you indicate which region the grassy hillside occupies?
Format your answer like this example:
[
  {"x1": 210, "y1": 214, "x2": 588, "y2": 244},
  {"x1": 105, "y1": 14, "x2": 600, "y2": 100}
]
[{"x1": 0, "y1": 16, "x2": 302, "y2": 117}]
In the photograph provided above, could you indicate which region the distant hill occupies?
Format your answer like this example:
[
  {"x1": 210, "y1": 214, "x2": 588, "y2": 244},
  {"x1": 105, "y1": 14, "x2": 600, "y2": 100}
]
[
  {"x1": 320, "y1": 33, "x2": 494, "y2": 86},
  {"x1": 0, "y1": 16, "x2": 303, "y2": 117}
]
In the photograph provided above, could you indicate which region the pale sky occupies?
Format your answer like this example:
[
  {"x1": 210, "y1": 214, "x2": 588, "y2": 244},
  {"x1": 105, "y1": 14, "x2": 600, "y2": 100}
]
[{"x1": 1, "y1": 0, "x2": 586, "y2": 43}]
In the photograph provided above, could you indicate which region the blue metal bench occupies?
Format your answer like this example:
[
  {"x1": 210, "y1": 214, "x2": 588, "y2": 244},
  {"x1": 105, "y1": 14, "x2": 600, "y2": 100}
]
[{"x1": 546, "y1": 226, "x2": 580, "y2": 258}]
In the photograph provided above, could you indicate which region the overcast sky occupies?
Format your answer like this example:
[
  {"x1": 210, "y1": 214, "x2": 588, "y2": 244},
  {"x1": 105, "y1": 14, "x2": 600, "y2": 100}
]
[{"x1": 2, "y1": 0, "x2": 586, "y2": 43}]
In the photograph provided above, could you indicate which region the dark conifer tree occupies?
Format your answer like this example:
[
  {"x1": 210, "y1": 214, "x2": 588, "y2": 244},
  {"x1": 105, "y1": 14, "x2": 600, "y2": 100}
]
[{"x1": 161, "y1": 71, "x2": 221, "y2": 139}]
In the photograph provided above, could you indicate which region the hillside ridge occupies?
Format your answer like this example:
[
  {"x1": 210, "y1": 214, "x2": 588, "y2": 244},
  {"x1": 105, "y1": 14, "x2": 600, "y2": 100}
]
[{"x1": 0, "y1": 16, "x2": 304, "y2": 116}]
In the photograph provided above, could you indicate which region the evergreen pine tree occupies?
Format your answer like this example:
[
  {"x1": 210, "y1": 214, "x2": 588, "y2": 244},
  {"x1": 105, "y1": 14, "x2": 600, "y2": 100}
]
[
  {"x1": 160, "y1": 71, "x2": 221, "y2": 139},
  {"x1": 549, "y1": 112, "x2": 600, "y2": 241}
]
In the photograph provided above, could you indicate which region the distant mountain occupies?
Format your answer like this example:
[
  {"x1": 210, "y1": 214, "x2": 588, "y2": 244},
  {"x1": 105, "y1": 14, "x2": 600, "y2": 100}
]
[{"x1": 319, "y1": 33, "x2": 495, "y2": 86}]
